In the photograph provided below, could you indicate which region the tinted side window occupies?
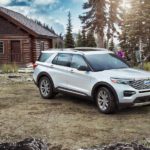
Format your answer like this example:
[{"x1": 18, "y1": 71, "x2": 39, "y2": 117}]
[
  {"x1": 86, "y1": 54, "x2": 129, "y2": 71},
  {"x1": 38, "y1": 53, "x2": 53, "y2": 62},
  {"x1": 52, "y1": 53, "x2": 72, "y2": 67},
  {"x1": 71, "y1": 55, "x2": 88, "y2": 69}
]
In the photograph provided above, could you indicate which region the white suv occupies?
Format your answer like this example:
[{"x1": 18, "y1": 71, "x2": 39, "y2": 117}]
[{"x1": 33, "y1": 49, "x2": 150, "y2": 114}]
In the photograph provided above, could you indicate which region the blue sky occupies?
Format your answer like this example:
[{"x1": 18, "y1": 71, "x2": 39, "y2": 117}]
[{"x1": 0, "y1": 0, "x2": 86, "y2": 34}]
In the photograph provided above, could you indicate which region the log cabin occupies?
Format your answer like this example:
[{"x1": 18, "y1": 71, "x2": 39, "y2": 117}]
[{"x1": 0, "y1": 7, "x2": 59, "y2": 65}]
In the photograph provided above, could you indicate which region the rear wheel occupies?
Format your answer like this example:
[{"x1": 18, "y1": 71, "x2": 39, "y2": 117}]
[
  {"x1": 96, "y1": 87, "x2": 116, "y2": 114},
  {"x1": 39, "y1": 76, "x2": 55, "y2": 99}
]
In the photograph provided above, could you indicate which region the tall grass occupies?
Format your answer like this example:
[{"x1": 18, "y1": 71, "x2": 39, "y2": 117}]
[
  {"x1": 1, "y1": 63, "x2": 18, "y2": 73},
  {"x1": 144, "y1": 62, "x2": 150, "y2": 71}
]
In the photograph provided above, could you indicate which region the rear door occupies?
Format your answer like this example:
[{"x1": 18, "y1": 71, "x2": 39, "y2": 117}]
[
  {"x1": 50, "y1": 53, "x2": 72, "y2": 88},
  {"x1": 67, "y1": 54, "x2": 92, "y2": 95}
]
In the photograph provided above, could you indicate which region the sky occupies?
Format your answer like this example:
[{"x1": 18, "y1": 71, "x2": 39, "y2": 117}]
[{"x1": 0, "y1": 0, "x2": 86, "y2": 34}]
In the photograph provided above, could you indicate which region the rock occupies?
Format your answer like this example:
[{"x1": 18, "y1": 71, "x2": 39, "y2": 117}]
[
  {"x1": 0, "y1": 138, "x2": 49, "y2": 150},
  {"x1": 26, "y1": 78, "x2": 33, "y2": 82}
]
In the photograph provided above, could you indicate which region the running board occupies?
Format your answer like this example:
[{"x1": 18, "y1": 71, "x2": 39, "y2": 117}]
[{"x1": 56, "y1": 87, "x2": 88, "y2": 97}]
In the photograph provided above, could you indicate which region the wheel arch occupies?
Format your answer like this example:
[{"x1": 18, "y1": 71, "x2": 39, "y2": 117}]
[
  {"x1": 37, "y1": 72, "x2": 54, "y2": 87},
  {"x1": 92, "y1": 82, "x2": 119, "y2": 106}
]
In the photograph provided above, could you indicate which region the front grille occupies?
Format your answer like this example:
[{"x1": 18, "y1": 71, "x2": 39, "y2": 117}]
[{"x1": 129, "y1": 79, "x2": 150, "y2": 90}]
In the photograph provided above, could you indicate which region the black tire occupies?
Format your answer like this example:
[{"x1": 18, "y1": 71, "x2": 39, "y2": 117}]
[
  {"x1": 39, "y1": 76, "x2": 55, "y2": 99},
  {"x1": 96, "y1": 87, "x2": 116, "y2": 114}
]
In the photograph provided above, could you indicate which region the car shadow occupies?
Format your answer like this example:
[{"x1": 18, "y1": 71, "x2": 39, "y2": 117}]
[
  {"x1": 118, "y1": 103, "x2": 150, "y2": 115},
  {"x1": 55, "y1": 94, "x2": 150, "y2": 115},
  {"x1": 56, "y1": 93, "x2": 96, "y2": 107}
]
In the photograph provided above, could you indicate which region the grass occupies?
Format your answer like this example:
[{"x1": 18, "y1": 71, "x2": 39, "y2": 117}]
[
  {"x1": 1, "y1": 63, "x2": 18, "y2": 73},
  {"x1": 144, "y1": 62, "x2": 150, "y2": 71}
]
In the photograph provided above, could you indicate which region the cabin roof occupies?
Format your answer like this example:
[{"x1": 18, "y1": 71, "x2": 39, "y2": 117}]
[{"x1": 0, "y1": 7, "x2": 57, "y2": 38}]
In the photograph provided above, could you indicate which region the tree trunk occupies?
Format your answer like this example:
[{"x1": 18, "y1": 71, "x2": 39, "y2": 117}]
[{"x1": 97, "y1": 33, "x2": 104, "y2": 48}]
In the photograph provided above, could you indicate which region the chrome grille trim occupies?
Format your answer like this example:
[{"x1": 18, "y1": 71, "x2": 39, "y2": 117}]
[{"x1": 129, "y1": 79, "x2": 150, "y2": 90}]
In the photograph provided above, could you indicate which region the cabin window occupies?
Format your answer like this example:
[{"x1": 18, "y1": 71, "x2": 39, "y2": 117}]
[
  {"x1": 40, "y1": 41, "x2": 44, "y2": 51},
  {"x1": 0, "y1": 41, "x2": 4, "y2": 54}
]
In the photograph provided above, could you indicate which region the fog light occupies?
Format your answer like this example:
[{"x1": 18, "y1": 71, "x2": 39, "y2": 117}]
[{"x1": 124, "y1": 91, "x2": 136, "y2": 97}]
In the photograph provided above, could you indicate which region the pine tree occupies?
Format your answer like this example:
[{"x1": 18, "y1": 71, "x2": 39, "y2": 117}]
[
  {"x1": 109, "y1": 38, "x2": 114, "y2": 51},
  {"x1": 81, "y1": 29, "x2": 87, "y2": 47},
  {"x1": 106, "y1": 0, "x2": 122, "y2": 48},
  {"x1": 104, "y1": 39, "x2": 107, "y2": 48},
  {"x1": 120, "y1": 0, "x2": 150, "y2": 62},
  {"x1": 65, "y1": 12, "x2": 75, "y2": 48},
  {"x1": 86, "y1": 31, "x2": 97, "y2": 47},
  {"x1": 80, "y1": 0, "x2": 122, "y2": 48},
  {"x1": 76, "y1": 31, "x2": 82, "y2": 47}
]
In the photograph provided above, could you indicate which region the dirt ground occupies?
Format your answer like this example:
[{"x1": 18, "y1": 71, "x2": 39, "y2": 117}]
[{"x1": 0, "y1": 75, "x2": 150, "y2": 149}]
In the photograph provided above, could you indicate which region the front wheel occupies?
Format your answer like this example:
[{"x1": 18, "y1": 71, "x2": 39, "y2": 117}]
[
  {"x1": 39, "y1": 76, "x2": 55, "y2": 99},
  {"x1": 96, "y1": 87, "x2": 116, "y2": 114}
]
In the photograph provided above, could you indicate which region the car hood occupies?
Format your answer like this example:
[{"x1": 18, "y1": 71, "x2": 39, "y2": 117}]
[{"x1": 97, "y1": 68, "x2": 150, "y2": 80}]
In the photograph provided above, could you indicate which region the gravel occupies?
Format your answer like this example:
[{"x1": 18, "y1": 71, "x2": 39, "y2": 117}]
[
  {"x1": 80, "y1": 142, "x2": 150, "y2": 150},
  {"x1": 0, "y1": 73, "x2": 33, "y2": 83}
]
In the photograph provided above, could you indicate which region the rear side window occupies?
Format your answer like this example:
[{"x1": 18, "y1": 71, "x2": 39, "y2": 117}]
[
  {"x1": 52, "y1": 53, "x2": 72, "y2": 67},
  {"x1": 38, "y1": 53, "x2": 53, "y2": 62}
]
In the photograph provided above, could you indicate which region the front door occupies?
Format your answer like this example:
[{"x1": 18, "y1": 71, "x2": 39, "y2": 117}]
[
  {"x1": 67, "y1": 54, "x2": 92, "y2": 95},
  {"x1": 11, "y1": 41, "x2": 21, "y2": 62}
]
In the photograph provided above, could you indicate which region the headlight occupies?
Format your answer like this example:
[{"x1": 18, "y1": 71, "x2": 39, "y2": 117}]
[{"x1": 110, "y1": 78, "x2": 133, "y2": 85}]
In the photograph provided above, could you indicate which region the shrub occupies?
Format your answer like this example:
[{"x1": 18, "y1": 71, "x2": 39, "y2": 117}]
[
  {"x1": 2, "y1": 63, "x2": 18, "y2": 73},
  {"x1": 144, "y1": 62, "x2": 150, "y2": 71}
]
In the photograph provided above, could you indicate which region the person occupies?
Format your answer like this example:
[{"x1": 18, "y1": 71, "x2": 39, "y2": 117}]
[{"x1": 116, "y1": 49, "x2": 125, "y2": 59}]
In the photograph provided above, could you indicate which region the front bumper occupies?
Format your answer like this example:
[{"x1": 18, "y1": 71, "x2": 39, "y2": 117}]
[
  {"x1": 112, "y1": 83, "x2": 150, "y2": 104},
  {"x1": 134, "y1": 96, "x2": 150, "y2": 103}
]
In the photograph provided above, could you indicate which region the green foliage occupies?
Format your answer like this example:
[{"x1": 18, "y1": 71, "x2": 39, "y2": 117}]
[
  {"x1": 86, "y1": 31, "x2": 97, "y2": 47},
  {"x1": 81, "y1": 29, "x2": 87, "y2": 47},
  {"x1": 76, "y1": 30, "x2": 96, "y2": 47},
  {"x1": 104, "y1": 39, "x2": 107, "y2": 48},
  {"x1": 76, "y1": 31, "x2": 82, "y2": 47},
  {"x1": 80, "y1": 0, "x2": 122, "y2": 47},
  {"x1": 2, "y1": 64, "x2": 18, "y2": 73},
  {"x1": 109, "y1": 39, "x2": 115, "y2": 51},
  {"x1": 65, "y1": 12, "x2": 75, "y2": 48},
  {"x1": 144, "y1": 63, "x2": 150, "y2": 71},
  {"x1": 120, "y1": 0, "x2": 150, "y2": 64}
]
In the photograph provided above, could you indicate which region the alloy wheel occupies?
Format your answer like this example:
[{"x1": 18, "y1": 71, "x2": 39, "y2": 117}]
[
  {"x1": 40, "y1": 79, "x2": 50, "y2": 97},
  {"x1": 97, "y1": 89, "x2": 109, "y2": 111}
]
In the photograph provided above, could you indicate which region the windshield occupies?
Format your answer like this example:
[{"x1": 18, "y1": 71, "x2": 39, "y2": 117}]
[{"x1": 85, "y1": 53, "x2": 129, "y2": 71}]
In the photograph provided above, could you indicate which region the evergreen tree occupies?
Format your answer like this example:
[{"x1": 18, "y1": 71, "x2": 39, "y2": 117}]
[
  {"x1": 106, "y1": 0, "x2": 122, "y2": 48},
  {"x1": 109, "y1": 38, "x2": 115, "y2": 51},
  {"x1": 81, "y1": 29, "x2": 87, "y2": 47},
  {"x1": 120, "y1": 0, "x2": 150, "y2": 62},
  {"x1": 76, "y1": 31, "x2": 82, "y2": 47},
  {"x1": 86, "y1": 31, "x2": 97, "y2": 47},
  {"x1": 104, "y1": 39, "x2": 107, "y2": 48},
  {"x1": 65, "y1": 12, "x2": 75, "y2": 48},
  {"x1": 80, "y1": 0, "x2": 122, "y2": 48}
]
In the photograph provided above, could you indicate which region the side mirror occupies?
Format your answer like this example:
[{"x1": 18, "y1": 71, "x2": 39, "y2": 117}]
[{"x1": 78, "y1": 66, "x2": 90, "y2": 71}]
